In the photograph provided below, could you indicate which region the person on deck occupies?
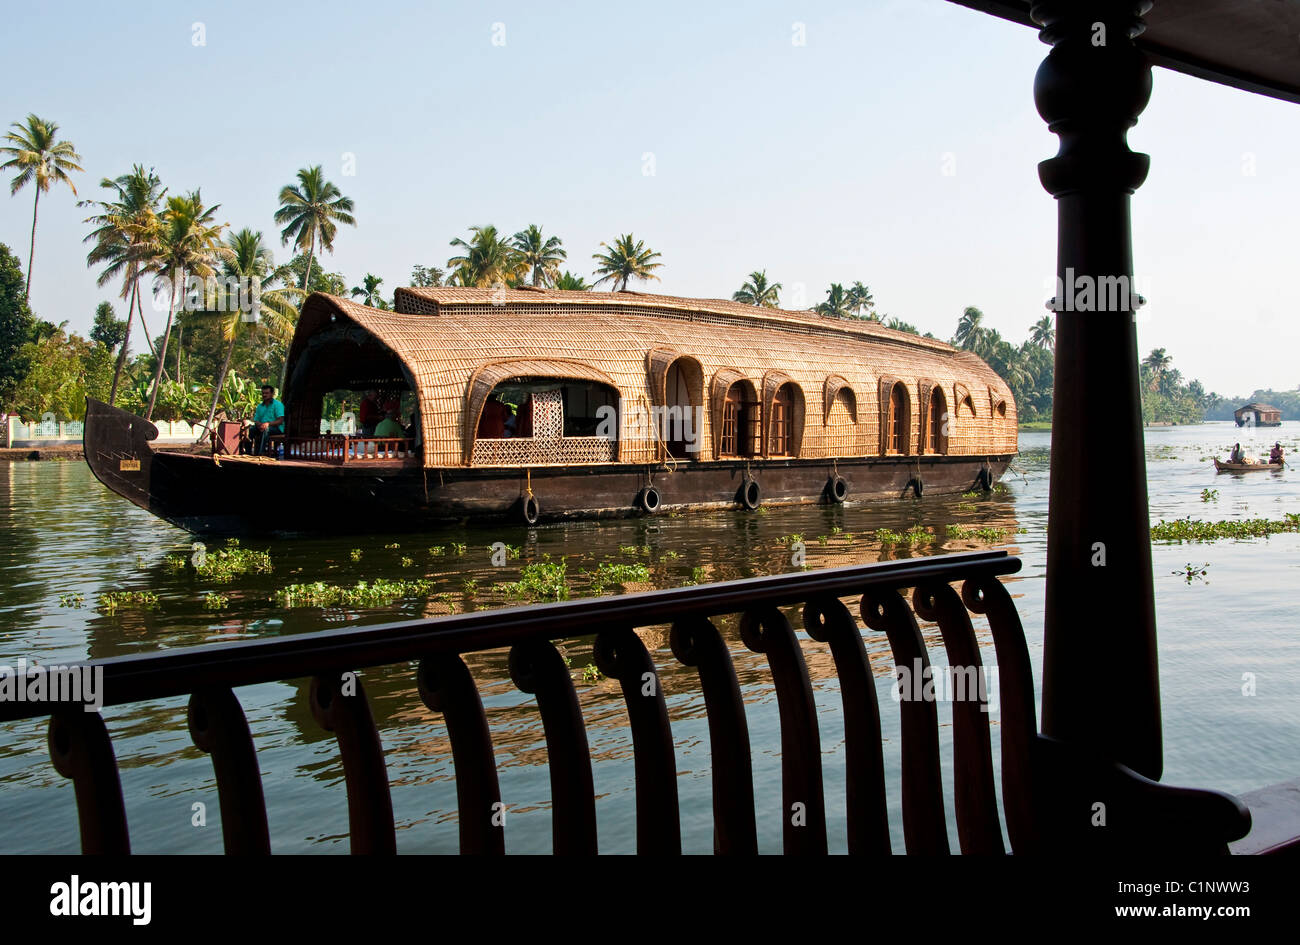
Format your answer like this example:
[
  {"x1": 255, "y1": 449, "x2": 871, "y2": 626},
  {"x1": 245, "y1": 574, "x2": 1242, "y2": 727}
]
[
  {"x1": 374, "y1": 409, "x2": 405, "y2": 438},
  {"x1": 251, "y1": 384, "x2": 285, "y2": 456},
  {"x1": 478, "y1": 396, "x2": 509, "y2": 439},
  {"x1": 358, "y1": 390, "x2": 381, "y2": 436},
  {"x1": 1270, "y1": 442, "x2": 1284, "y2": 466}
]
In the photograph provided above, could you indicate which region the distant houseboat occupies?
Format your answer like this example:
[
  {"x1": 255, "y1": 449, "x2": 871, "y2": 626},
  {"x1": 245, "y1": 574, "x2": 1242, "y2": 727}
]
[
  {"x1": 1234, "y1": 402, "x2": 1282, "y2": 427},
  {"x1": 84, "y1": 288, "x2": 1018, "y2": 536}
]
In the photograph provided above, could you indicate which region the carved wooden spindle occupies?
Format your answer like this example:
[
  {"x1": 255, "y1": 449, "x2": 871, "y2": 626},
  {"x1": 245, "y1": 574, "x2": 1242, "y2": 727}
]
[
  {"x1": 862, "y1": 586, "x2": 950, "y2": 854},
  {"x1": 913, "y1": 582, "x2": 1003, "y2": 854},
  {"x1": 48, "y1": 710, "x2": 131, "y2": 854},
  {"x1": 188, "y1": 687, "x2": 271, "y2": 854},
  {"x1": 963, "y1": 575, "x2": 1040, "y2": 853},
  {"x1": 740, "y1": 605, "x2": 827, "y2": 855},
  {"x1": 802, "y1": 595, "x2": 890, "y2": 854},
  {"x1": 509, "y1": 639, "x2": 597, "y2": 854},
  {"x1": 593, "y1": 625, "x2": 681, "y2": 853},
  {"x1": 669, "y1": 614, "x2": 757, "y2": 854},
  {"x1": 310, "y1": 671, "x2": 396, "y2": 854},
  {"x1": 417, "y1": 655, "x2": 504, "y2": 854}
]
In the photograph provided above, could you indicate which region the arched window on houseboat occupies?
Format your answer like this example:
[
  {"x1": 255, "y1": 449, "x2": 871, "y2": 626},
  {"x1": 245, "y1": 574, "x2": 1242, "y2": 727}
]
[
  {"x1": 466, "y1": 364, "x2": 621, "y2": 466},
  {"x1": 887, "y1": 382, "x2": 910, "y2": 455},
  {"x1": 646, "y1": 352, "x2": 703, "y2": 459},
  {"x1": 719, "y1": 380, "x2": 760, "y2": 458},
  {"x1": 765, "y1": 380, "x2": 805, "y2": 457},
  {"x1": 926, "y1": 386, "x2": 949, "y2": 454}
]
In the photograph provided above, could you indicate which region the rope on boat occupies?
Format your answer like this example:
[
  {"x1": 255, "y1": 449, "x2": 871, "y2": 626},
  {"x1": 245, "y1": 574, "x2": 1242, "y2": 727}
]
[
  {"x1": 525, "y1": 468, "x2": 533, "y2": 499},
  {"x1": 645, "y1": 393, "x2": 679, "y2": 474}
]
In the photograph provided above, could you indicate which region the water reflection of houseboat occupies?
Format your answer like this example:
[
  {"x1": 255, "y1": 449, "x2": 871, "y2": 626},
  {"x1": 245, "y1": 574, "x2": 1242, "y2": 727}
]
[{"x1": 85, "y1": 288, "x2": 1017, "y2": 536}]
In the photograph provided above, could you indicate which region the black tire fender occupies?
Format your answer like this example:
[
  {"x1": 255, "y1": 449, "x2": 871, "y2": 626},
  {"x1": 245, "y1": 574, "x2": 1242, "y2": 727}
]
[{"x1": 637, "y1": 485, "x2": 661, "y2": 514}]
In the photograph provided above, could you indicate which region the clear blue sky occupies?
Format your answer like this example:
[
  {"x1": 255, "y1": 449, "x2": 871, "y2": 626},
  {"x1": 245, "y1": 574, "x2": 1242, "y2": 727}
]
[{"x1": 2, "y1": 0, "x2": 1296, "y2": 397}]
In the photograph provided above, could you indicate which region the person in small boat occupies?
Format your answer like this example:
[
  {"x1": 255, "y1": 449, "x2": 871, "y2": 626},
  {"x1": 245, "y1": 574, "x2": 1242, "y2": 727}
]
[
  {"x1": 1229, "y1": 443, "x2": 1244, "y2": 463},
  {"x1": 1270, "y1": 442, "x2": 1284, "y2": 466},
  {"x1": 374, "y1": 408, "x2": 405, "y2": 438},
  {"x1": 358, "y1": 390, "x2": 381, "y2": 436},
  {"x1": 250, "y1": 384, "x2": 285, "y2": 456}
]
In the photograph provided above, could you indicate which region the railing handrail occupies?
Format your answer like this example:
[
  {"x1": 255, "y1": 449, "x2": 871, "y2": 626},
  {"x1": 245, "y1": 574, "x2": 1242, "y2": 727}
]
[{"x1": 0, "y1": 550, "x2": 1017, "y2": 721}]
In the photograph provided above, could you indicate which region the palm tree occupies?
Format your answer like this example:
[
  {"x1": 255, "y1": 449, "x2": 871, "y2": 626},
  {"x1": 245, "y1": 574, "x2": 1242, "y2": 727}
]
[
  {"x1": 273, "y1": 166, "x2": 356, "y2": 296},
  {"x1": 815, "y1": 283, "x2": 851, "y2": 318},
  {"x1": 975, "y1": 326, "x2": 1003, "y2": 362},
  {"x1": 81, "y1": 165, "x2": 167, "y2": 405},
  {"x1": 954, "y1": 306, "x2": 985, "y2": 350},
  {"x1": 733, "y1": 270, "x2": 782, "y2": 308},
  {"x1": 196, "y1": 228, "x2": 301, "y2": 439},
  {"x1": 447, "y1": 225, "x2": 522, "y2": 288},
  {"x1": 511, "y1": 225, "x2": 566, "y2": 287},
  {"x1": 1142, "y1": 348, "x2": 1171, "y2": 393},
  {"x1": 1, "y1": 114, "x2": 84, "y2": 299},
  {"x1": 141, "y1": 191, "x2": 231, "y2": 420},
  {"x1": 591, "y1": 234, "x2": 663, "y2": 292},
  {"x1": 553, "y1": 271, "x2": 590, "y2": 291},
  {"x1": 350, "y1": 273, "x2": 388, "y2": 308},
  {"x1": 1029, "y1": 314, "x2": 1055, "y2": 350},
  {"x1": 846, "y1": 281, "x2": 875, "y2": 319}
]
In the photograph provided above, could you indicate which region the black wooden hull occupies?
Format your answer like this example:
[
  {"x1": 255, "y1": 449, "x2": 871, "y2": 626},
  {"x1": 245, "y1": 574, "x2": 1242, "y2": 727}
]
[{"x1": 84, "y1": 399, "x2": 1014, "y2": 537}]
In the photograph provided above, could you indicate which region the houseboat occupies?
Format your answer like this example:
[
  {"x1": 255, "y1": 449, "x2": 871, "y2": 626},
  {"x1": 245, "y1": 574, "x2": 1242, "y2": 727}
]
[
  {"x1": 84, "y1": 287, "x2": 1018, "y2": 536},
  {"x1": 1234, "y1": 402, "x2": 1282, "y2": 427}
]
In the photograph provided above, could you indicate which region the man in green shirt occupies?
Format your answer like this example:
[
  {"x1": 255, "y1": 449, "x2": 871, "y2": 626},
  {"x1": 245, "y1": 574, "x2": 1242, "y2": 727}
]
[
  {"x1": 374, "y1": 408, "x2": 405, "y2": 438},
  {"x1": 251, "y1": 384, "x2": 285, "y2": 456}
]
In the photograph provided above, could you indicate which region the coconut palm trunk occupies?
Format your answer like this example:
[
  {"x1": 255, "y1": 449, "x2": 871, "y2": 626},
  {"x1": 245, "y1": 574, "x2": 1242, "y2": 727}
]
[
  {"x1": 277, "y1": 240, "x2": 313, "y2": 394},
  {"x1": 134, "y1": 279, "x2": 158, "y2": 359},
  {"x1": 25, "y1": 189, "x2": 40, "y2": 299},
  {"x1": 108, "y1": 280, "x2": 138, "y2": 405},
  {"x1": 199, "y1": 329, "x2": 239, "y2": 442},
  {"x1": 145, "y1": 273, "x2": 179, "y2": 420}
]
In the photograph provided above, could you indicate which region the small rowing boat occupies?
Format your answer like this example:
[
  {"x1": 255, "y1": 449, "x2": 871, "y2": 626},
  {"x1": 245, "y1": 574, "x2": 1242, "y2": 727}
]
[{"x1": 1214, "y1": 458, "x2": 1282, "y2": 472}]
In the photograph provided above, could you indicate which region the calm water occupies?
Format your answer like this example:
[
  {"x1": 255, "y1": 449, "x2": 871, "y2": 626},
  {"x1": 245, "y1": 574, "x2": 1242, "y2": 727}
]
[{"x1": 1, "y1": 422, "x2": 1298, "y2": 853}]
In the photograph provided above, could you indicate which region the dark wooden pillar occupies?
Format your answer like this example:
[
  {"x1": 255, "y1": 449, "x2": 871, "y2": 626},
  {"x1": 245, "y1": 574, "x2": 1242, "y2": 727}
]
[{"x1": 1035, "y1": 0, "x2": 1162, "y2": 778}]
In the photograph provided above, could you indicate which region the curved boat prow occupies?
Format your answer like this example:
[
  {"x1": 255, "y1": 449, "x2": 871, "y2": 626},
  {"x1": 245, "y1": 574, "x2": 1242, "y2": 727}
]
[{"x1": 83, "y1": 398, "x2": 161, "y2": 514}]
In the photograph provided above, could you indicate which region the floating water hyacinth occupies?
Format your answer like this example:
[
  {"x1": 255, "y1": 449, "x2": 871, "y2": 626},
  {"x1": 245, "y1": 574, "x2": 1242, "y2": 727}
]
[
  {"x1": 945, "y1": 524, "x2": 1016, "y2": 542},
  {"x1": 98, "y1": 590, "x2": 160, "y2": 614},
  {"x1": 503, "y1": 560, "x2": 568, "y2": 601},
  {"x1": 166, "y1": 540, "x2": 271, "y2": 582},
  {"x1": 873, "y1": 525, "x2": 932, "y2": 546},
  {"x1": 1151, "y1": 513, "x2": 1300, "y2": 543},
  {"x1": 585, "y1": 562, "x2": 651, "y2": 594},
  {"x1": 274, "y1": 579, "x2": 438, "y2": 607}
]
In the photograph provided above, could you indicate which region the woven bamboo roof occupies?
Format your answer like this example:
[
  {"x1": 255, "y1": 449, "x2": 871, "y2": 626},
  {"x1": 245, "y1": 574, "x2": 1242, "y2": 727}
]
[
  {"x1": 393, "y1": 286, "x2": 962, "y2": 353},
  {"x1": 288, "y1": 290, "x2": 1015, "y2": 467}
]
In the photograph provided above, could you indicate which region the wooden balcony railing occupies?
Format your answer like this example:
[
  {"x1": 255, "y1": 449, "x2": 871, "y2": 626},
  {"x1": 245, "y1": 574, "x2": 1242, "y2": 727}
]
[
  {"x1": 277, "y1": 435, "x2": 415, "y2": 464},
  {"x1": 0, "y1": 550, "x2": 1265, "y2": 854}
]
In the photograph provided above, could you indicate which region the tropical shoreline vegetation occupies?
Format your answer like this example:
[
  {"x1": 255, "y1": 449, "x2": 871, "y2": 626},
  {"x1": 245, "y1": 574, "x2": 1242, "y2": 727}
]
[{"x1": 0, "y1": 111, "x2": 1266, "y2": 432}]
